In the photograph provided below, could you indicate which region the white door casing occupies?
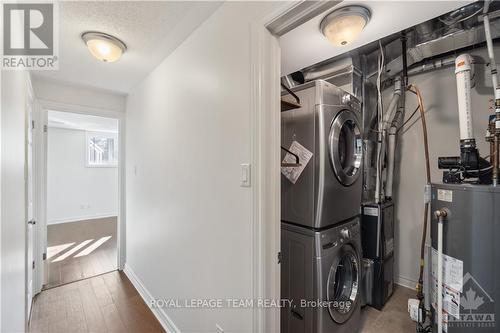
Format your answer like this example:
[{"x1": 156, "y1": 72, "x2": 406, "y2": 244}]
[
  {"x1": 249, "y1": 2, "x2": 292, "y2": 330},
  {"x1": 25, "y1": 77, "x2": 36, "y2": 320},
  {"x1": 34, "y1": 99, "x2": 126, "y2": 290},
  {"x1": 249, "y1": 2, "x2": 348, "y2": 330}
]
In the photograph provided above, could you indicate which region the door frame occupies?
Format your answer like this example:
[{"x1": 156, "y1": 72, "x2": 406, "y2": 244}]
[
  {"x1": 33, "y1": 98, "x2": 126, "y2": 290},
  {"x1": 249, "y1": 1, "x2": 342, "y2": 331},
  {"x1": 25, "y1": 74, "x2": 36, "y2": 323},
  {"x1": 249, "y1": 3, "x2": 292, "y2": 332}
]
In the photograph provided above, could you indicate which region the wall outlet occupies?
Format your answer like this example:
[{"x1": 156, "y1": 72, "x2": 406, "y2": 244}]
[{"x1": 215, "y1": 324, "x2": 224, "y2": 333}]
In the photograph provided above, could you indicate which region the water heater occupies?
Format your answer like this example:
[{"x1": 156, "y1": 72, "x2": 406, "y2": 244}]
[{"x1": 430, "y1": 183, "x2": 500, "y2": 333}]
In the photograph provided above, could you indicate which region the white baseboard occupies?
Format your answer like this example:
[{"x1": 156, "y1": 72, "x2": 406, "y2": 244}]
[
  {"x1": 47, "y1": 213, "x2": 118, "y2": 225},
  {"x1": 123, "y1": 263, "x2": 181, "y2": 333},
  {"x1": 396, "y1": 275, "x2": 417, "y2": 290}
]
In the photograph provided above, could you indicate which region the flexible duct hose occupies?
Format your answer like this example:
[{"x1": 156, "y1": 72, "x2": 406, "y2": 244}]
[{"x1": 408, "y1": 85, "x2": 431, "y2": 300}]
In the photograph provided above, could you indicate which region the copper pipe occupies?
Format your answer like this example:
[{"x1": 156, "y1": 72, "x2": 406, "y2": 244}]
[
  {"x1": 408, "y1": 86, "x2": 431, "y2": 184},
  {"x1": 408, "y1": 85, "x2": 431, "y2": 301}
]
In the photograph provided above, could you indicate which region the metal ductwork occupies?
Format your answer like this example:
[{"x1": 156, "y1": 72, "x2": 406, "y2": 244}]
[
  {"x1": 283, "y1": 4, "x2": 500, "y2": 98},
  {"x1": 282, "y1": 56, "x2": 363, "y2": 99},
  {"x1": 380, "y1": 8, "x2": 500, "y2": 79}
]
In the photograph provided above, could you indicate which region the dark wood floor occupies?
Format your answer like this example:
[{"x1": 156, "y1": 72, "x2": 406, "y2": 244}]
[
  {"x1": 29, "y1": 270, "x2": 165, "y2": 333},
  {"x1": 46, "y1": 217, "x2": 117, "y2": 288}
]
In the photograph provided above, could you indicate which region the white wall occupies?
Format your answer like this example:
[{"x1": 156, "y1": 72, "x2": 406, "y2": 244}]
[
  {"x1": 31, "y1": 76, "x2": 126, "y2": 113},
  {"x1": 47, "y1": 127, "x2": 118, "y2": 224},
  {"x1": 393, "y1": 46, "x2": 500, "y2": 287},
  {"x1": 1, "y1": 71, "x2": 28, "y2": 332},
  {"x1": 125, "y1": 2, "x2": 281, "y2": 332}
]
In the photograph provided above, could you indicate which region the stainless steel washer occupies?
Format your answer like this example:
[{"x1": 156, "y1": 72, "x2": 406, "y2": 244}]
[
  {"x1": 281, "y1": 218, "x2": 362, "y2": 333},
  {"x1": 281, "y1": 80, "x2": 363, "y2": 229}
]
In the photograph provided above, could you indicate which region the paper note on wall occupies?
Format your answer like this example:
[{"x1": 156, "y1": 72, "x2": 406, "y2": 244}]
[{"x1": 281, "y1": 141, "x2": 313, "y2": 184}]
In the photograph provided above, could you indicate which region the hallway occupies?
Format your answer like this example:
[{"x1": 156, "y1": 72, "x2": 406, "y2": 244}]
[{"x1": 29, "y1": 271, "x2": 164, "y2": 333}]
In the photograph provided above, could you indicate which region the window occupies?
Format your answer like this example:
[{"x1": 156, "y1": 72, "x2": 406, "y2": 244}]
[{"x1": 86, "y1": 132, "x2": 118, "y2": 167}]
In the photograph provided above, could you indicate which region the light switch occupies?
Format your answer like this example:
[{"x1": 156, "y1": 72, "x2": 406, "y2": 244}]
[{"x1": 240, "y1": 163, "x2": 251, "y2": 187}]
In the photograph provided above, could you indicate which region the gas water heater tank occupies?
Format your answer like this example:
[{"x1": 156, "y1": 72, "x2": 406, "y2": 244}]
[{"x1": 430, "y1": 183, "x2": 500, "y2": 333}]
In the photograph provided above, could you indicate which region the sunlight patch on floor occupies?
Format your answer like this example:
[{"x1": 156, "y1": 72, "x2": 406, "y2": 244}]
[
  {"x1": 49, "y1": 235, "x2": 113, "y2": 262},
  {"x1": 75, "y1": 236, "x2": 112, "y2": 257},
  {"x1": 52, "y1": 239, "x2": 94, "y2": 262},
  {"x1": 47, "y1": 242, "x2": 75, "y2": 259}
]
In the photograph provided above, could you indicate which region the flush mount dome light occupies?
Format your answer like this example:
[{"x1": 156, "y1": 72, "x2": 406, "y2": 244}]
[
  {"x1": 81, "y1": 31, "x2": 127, "y2": 62},
  {"x1": 320, "y1": 6, "x2": 371, "y2": 46}
]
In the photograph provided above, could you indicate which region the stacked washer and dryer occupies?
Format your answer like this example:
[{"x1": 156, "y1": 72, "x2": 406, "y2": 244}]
[{"x1": 281, "y1": 80, "x2": 364, "y2": 333}]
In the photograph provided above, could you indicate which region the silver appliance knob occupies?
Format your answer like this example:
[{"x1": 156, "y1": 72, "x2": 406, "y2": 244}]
[{"x1": 340, "y1": 228, "x2": 350, "y2": 239}]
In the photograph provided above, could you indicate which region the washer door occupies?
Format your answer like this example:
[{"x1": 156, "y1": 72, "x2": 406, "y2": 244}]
[
  {"x1": 326, "y1": 244, "x2": 359, "y2": 324},
  {"x1": 328, "y1": 110, "x2": 362, "y2": 186}
]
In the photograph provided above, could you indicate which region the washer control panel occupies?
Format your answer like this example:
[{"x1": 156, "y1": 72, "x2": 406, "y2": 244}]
[
  {"x1": 321, "y1": 219, "x2": 360, "y2": 250},
  {"x1": 340, "y1": 228, "x2": 350, "y2": 239}
]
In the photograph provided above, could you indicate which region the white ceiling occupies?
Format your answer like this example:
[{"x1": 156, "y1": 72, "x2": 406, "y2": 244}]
[
  {"x1": 280, "y1": 0, "x2": 474, "y2": 75},
  {"x1": 48, "y1": 110, "x2": 119, "y2": 133},
  {"x1": 33, "y1": 1, "x2": 221, "y2": 94}
]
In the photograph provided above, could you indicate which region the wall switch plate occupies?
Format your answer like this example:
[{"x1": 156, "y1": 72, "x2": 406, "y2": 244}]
[
  {"x1": 215, "y1": 324, "x2": 224, "y2": 333},
  {"x1": 240, "y1": 163, "x2": 251, "y2": 187}
]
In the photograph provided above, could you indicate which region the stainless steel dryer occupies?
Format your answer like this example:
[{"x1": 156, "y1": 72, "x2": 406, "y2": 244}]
[
  {"x1": 281, "y1": 80, "x2": 363, "y2": 229},
  {"x1": 281, "y1": 218, "x2": 362, "y2": 333}
]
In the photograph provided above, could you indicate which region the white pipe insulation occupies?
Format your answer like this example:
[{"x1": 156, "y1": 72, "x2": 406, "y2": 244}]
[
  {"x1": 483, "y1": 0, "x2": 499, "y2": 102},
  {"x1": 383, "y1": 79, "x2": 402, "y2": 199},
  {"x1": 437, "y1": 219, "x2": 444, "y2": 333},
  {"x1": 435, "y1": 209, "x2": 447, "y2": 333},
  {"x1": 484, "y1": 13, "x2": 500, "y2": 116},
  {"x1": 484, "y1": 15, "x2": 500, "y2": 100},
  {"x1": 375, "y1": 78, "x2": 402, "y2": 202},
  {"x1": 454, "y1": 54, "x2": 475, "y2": 141},
  {"x1": 386, "y1": 127, "x2": 397, "y2": 198},
  {"x1": 484, "y1": 5, "x2": 500, "y2": 186},
  {"x1": 383, "y1": 78, "x2": 402, "y2": 129}
]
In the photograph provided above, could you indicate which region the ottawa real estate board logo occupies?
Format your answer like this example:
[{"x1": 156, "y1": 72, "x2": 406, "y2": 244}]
[
  {"x1": 447, "y1": 273, "x2": 495, "y2": 331},
  {"x1": 1, "y1": 2, "x2": 58, "y2": 70}
]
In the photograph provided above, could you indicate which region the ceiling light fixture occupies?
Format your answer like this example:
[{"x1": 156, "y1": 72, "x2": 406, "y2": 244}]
[
  {"x1": 320, "y1": 6, "x2": 371, "y2": 46},
  {"x1": 81, "y1": 31, "x2": 127, "y2": 62}
]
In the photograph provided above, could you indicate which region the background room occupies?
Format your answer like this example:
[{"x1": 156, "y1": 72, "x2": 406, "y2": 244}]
[{"x1": 45, "y1": 110, "x2": 119, "y2": 288}]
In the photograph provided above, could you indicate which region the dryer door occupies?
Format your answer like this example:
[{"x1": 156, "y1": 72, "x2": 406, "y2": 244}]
[
  {"x1": 328, "y1": 110, "x2": 362, "y2": 186},
  {"x1": 327, "y1": 244, "x2": 360, "y2": 324}
]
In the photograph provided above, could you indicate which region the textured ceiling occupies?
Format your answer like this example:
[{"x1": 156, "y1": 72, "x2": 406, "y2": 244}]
[
  {"x1": 280, "y1": 0, "x2": 474, "y2": 75},
  {"x1": 48, "y1": 110, "x2": 119, "y2": 133},
  {"x1": 33, "y1": 1, "x2": 221, "y2": 94}
]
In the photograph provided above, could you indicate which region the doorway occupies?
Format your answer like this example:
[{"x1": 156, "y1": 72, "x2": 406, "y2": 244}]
[{"x1": 44, "y1": 111, "x2": 120, "y2": 288}]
